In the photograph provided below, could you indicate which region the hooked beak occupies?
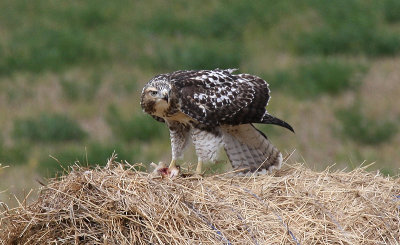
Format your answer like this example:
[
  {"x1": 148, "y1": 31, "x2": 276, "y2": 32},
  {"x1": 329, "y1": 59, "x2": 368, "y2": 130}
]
[{"x1": 162, "y1": 90, "x2": 169, "y2": 102}]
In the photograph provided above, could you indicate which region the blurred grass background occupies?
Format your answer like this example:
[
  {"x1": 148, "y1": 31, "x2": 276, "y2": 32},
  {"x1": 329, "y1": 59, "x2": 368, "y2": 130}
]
[{"x1": 1, "y1": 0, "x2": 400, "y2": 206}]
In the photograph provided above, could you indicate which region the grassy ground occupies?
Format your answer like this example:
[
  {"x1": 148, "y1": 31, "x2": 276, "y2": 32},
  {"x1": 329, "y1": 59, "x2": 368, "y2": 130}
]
[{"x1": 1, "y1": 0, "x2": 400, "y2": 206}]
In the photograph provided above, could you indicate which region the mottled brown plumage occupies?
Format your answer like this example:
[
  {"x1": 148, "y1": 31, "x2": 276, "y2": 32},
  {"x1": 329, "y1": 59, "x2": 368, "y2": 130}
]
[{"x1": 141, "y1": 69, "x2": 293, "y2": 176}]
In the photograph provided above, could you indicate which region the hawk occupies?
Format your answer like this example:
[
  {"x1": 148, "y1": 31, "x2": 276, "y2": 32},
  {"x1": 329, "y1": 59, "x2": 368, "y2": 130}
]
[{"x1": 140, "y1": 69, "x2": 293, "y2": 177}]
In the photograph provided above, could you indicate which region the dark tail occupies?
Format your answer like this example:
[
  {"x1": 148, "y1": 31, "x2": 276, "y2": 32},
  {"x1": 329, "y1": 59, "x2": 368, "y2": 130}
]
[{"x1": 261, "y1": 113, "x2": 295, "y2": 133}]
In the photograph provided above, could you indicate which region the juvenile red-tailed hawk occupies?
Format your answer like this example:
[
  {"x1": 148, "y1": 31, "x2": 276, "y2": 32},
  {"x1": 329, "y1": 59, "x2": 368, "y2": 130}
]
[{"x1": 141, "y1": 69, "x2": 293, "y2": 177}]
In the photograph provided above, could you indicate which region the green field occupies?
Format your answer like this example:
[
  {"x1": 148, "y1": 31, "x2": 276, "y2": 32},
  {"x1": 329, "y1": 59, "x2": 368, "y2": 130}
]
[{"x1": 1, "y1": 0, "x2": 400, "y2": 205}]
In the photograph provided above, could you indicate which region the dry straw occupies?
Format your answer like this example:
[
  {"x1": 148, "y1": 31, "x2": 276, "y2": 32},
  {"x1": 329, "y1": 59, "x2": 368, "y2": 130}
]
[{"x1": 1, "y1": 155, "x2": 399, "y2": 244}]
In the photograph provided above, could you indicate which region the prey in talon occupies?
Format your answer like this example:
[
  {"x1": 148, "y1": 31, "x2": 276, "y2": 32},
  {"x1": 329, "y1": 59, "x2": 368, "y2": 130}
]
[
  {"x1": 141, "y1": 69, "x2": 294, "y2": 178},
  {"x1": 150, "y1": 162, "x2": 180, "y2": 179}
]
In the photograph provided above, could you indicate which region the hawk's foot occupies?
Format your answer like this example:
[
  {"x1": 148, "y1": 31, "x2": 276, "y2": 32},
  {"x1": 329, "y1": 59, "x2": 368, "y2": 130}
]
[
  {"x1": 195, "y1": 161, "x2": 203, "y2": 175},
  {"x1": 169, "y1": 159, "x2": 177, "y2": 169},
  {"x1": 168, "y1": 165, "x2": 180, "y2": 178},
  {"x1": 168, "y1": 159, "x2": 180, "y2": 178},
  {"x1": 150, "y1": 161, "x2": 180, "y2": 178}
]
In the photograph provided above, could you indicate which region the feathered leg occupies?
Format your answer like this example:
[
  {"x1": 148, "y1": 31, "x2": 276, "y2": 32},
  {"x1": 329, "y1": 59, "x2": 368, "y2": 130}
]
[
  {"x1": 191, "y1": 127, "x2": 223, "y2": 175},
  {"x1": 167, "y1": 121, "x2": 190, "y2": 178}
]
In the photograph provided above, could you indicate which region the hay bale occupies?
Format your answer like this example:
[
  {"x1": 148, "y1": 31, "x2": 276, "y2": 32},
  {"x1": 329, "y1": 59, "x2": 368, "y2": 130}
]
[{"x1": 1, "y1": 158, "x2": 399, "y2": 244}]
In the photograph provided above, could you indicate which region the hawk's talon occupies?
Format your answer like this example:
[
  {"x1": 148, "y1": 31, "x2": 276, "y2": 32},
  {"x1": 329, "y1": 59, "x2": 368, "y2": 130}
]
[
  {"x1": 169, "y1": 160, "x2": 180, "y2": 178},
  {"x1": 169, "y1": 165, "x2": 180, "y2": 178},
  {"x1": 151, "y1": 161, "x2": 180, "y2": 178}
]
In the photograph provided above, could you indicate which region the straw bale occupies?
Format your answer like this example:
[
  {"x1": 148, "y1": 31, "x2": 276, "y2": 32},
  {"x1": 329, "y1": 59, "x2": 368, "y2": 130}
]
[{"x1": 1, "y1": 157, "x2": 399, "y2": 244}]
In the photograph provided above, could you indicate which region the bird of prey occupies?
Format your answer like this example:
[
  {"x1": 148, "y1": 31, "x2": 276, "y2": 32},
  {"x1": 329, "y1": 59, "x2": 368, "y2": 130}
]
[{"x1": 140, "y1": 69, "x2": 293, "y2": 177}]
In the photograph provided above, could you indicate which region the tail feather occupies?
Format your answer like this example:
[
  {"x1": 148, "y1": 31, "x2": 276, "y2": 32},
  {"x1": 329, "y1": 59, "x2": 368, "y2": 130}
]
[
  {"x1": 221, "y1": 124, "x2": 282, "y2": 173},
  {"x1": 261, "y1": 113, "x2": 295, "y2": 133}
]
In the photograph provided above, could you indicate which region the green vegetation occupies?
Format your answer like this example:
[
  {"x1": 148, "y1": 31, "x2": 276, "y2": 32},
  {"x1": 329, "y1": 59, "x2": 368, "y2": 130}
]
[
  {"x1": 1, "y1": 27, "x2": 106, "y2": 75},
  {"x1": 0, "y1": 133, "x2": 30, "y2": 165},
  {"x1": 13, "y1": 114, "x2": 87, "y2": 143},
  {"x1": 267, "y1": 59, "x2": 362, "y2": 99},
  {"x1": 146, "y1": 39, "x2": 242, "y2": 71},
  {"x1": 59, "y1": 72, "x2": 103, "y2": 101},
  {"x1": 37, "y1": 142, "x2": 140, "y2": 177},
  {"x1": 379, "y1": 167, "x2": 399, "y2": 177},
  {"x1": 105, "y1": 105, "x2": 167, "y2": 142},
  {"x1": 336, "y1": 104, "x2": 398, "y2": 145},
  {"x1": 296, "y1": 1, "x2": 400, "y2": 56},
  {"x1": 0, "y1": 142, "x2": 30, "y2": 165},
  {"x1": 384, "y1": 0, "x2": 400, "y2": 23},
  {"x1": 136, "y1": 1, "x2": 295, "y2": 70},
  {"x1": 0, "y1": 0, "x2": 114, "y2": 75}
]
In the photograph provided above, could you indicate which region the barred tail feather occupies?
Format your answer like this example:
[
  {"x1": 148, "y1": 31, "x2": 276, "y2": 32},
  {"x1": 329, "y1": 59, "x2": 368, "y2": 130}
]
[{"x1": 221, "y1": 124, "x2": 282, "y2": 174}]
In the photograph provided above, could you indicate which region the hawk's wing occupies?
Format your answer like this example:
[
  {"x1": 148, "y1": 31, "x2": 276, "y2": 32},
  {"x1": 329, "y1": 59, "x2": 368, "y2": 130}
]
[{"x1": 171, "y1": 69, "x2": 270, "y2": 127}]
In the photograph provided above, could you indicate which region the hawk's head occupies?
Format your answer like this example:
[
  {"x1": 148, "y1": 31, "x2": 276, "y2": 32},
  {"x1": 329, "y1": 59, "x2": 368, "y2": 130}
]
[{"x1": 140, "y1": 74, "x2": 171, "y2": 117}]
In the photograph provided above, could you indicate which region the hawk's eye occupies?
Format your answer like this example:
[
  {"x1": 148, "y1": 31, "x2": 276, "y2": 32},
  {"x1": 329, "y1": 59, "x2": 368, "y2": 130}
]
[{"x1": 149, "y1": 91, "x2": 158, "y2": 96}]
